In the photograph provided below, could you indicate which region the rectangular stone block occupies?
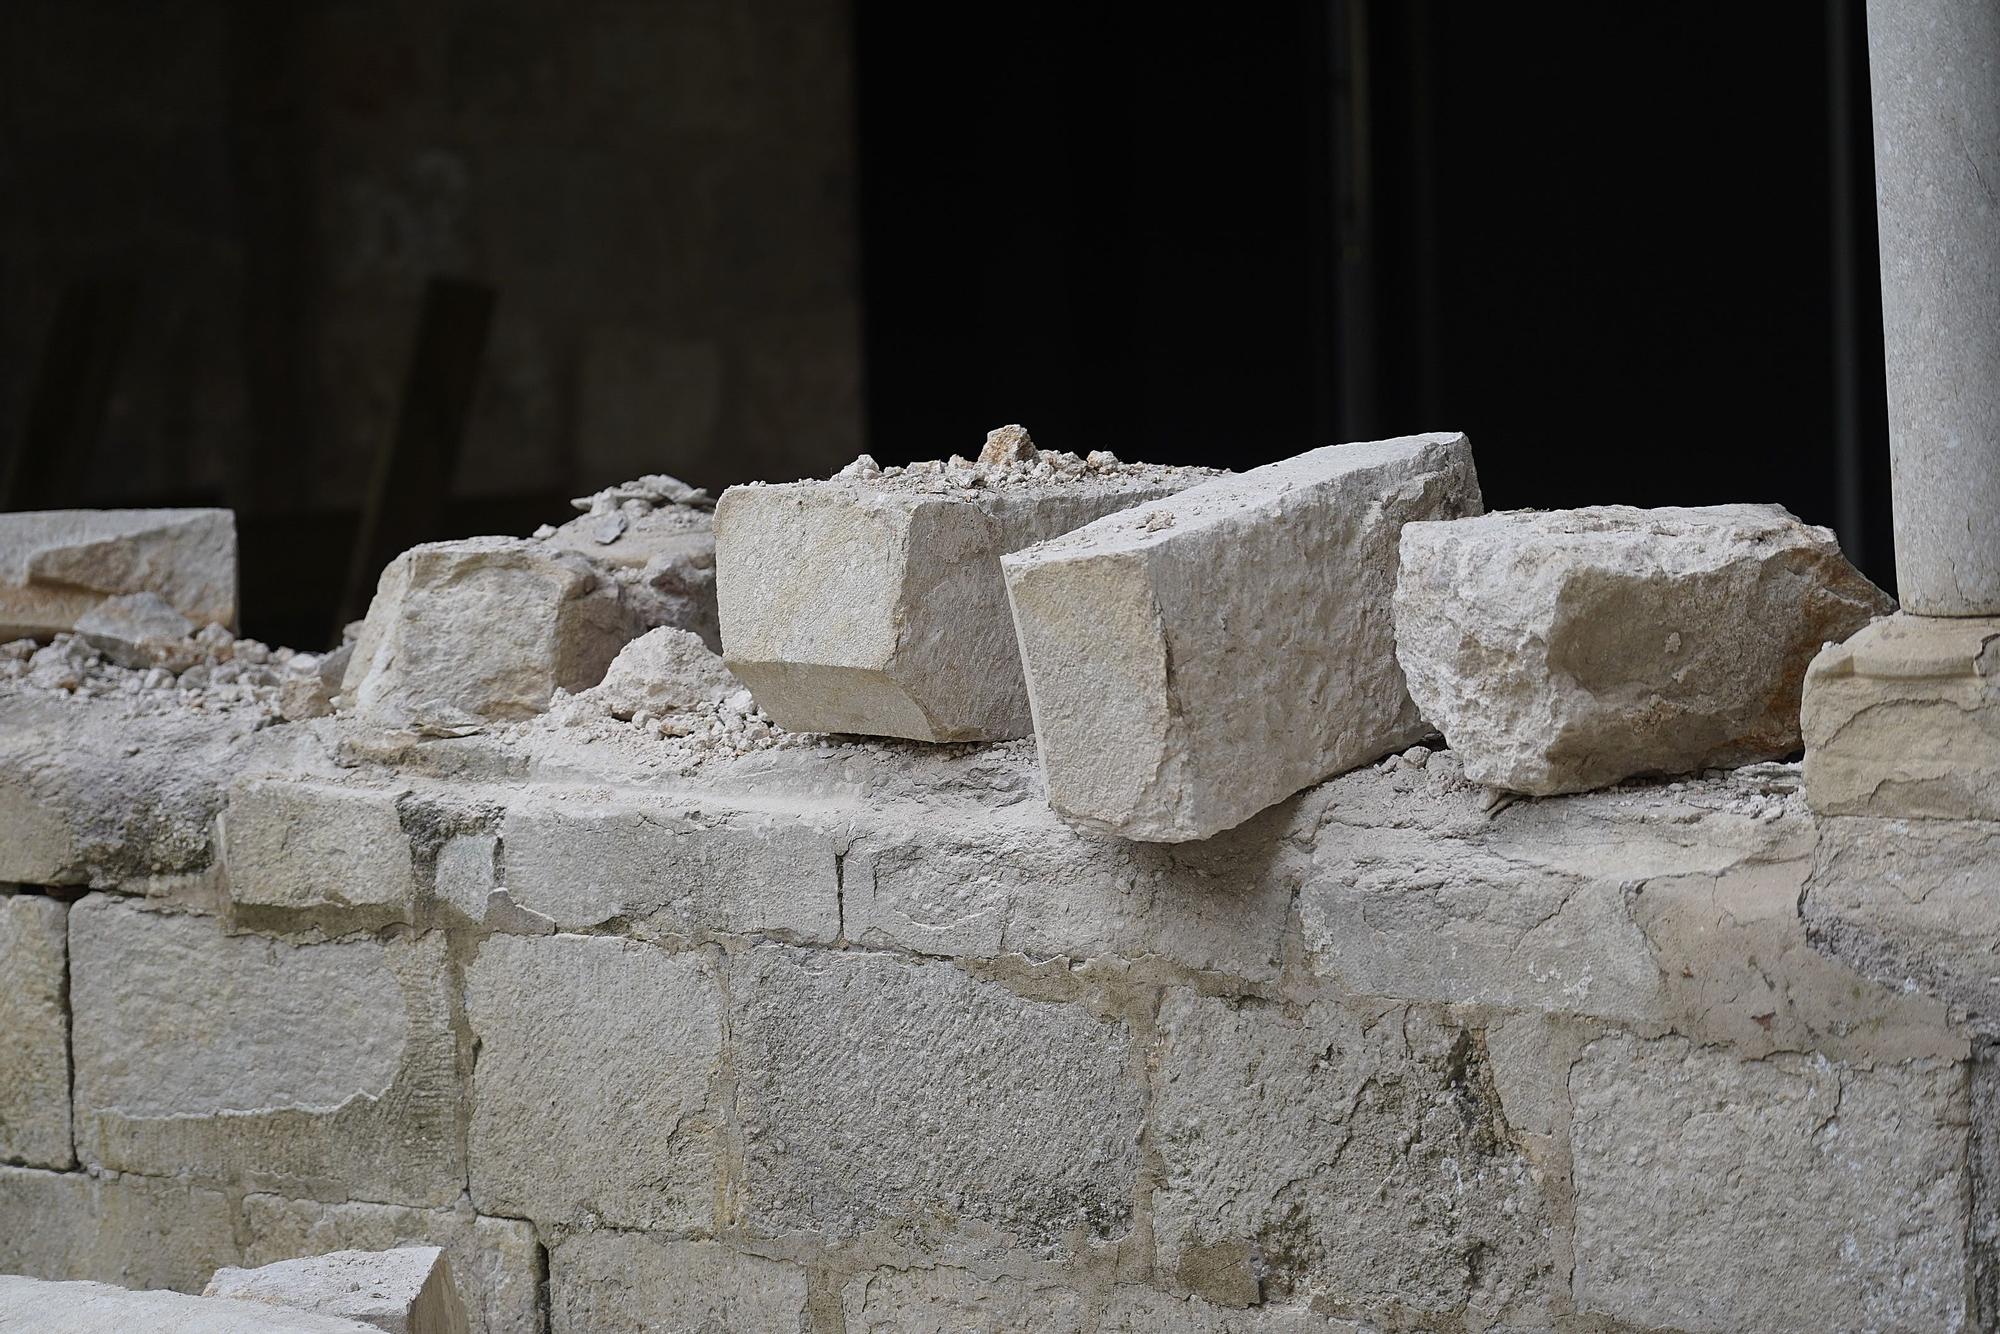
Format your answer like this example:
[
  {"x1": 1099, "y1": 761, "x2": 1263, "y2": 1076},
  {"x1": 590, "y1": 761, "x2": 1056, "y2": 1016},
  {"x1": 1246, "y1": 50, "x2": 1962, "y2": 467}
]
[
  {"x1": 840, "y1": 1267, "x2": 1085, "y2": 1333},
  {"x1": 730, "y1": 945, "x2": 1143, "y2": 1247},
  {"x1": 0, "y1": 1275, "x2": 387, "y2": 1333},
  {"x1": 466, "y1": 933, "x2": 724, "y2": 1231},
  {"x1": 548, "y1": 1233, "x2": 807, "y2": 1334},
  {"x1": 204, "y1": 1246, "x2": 469, "y2": 1334},
  {"x1": 1149, "y1": 989, "x2": 1551, "y2": 1324},
  {"x1": 240, "y1": 1195, "x2": 541, "y2": 1334},
  {"x1": 0, "y1": 1165, "x2": 243, "y2": 1293},
  {"x1": 716, "y1": 455, "x2": 1211, "y2": 741},
  {"x1": 0, "y1": 892, "x2": 71, "y2": 1167},
  {"x1": 1002, "y1": 433, "x2": 1481, "y2": 841},
  {"x1": 0, "y1": 508, "x2": 236, "y2": 638},
  {"x1": 221, "y1": 778, "x2": 420, "y2": 927},
  {"x1": 1570, "y1": 1033, "x2": 1969, "y2": 1332},
  {"x1": 498, "y1": 788, "x2": 839, "y2": 940},
  {"x1": 69, "y1": 897, "x2": 464, "y2": 1206}
]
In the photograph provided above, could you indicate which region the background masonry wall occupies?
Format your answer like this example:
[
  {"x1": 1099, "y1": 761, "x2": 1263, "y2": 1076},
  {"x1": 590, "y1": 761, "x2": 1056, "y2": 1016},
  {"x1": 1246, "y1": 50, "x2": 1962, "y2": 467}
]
[{"x1": 0, "y1": 691, "x2": 1991, "y2": 1333}]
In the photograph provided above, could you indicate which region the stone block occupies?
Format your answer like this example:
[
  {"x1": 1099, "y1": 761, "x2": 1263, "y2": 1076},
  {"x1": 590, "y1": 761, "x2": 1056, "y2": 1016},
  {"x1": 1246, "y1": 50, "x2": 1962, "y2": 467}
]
[
  {"x1": 465, "y1": 934, "x2": 724, "y2": 1230},
  {"x1": 1394, "y1": 503, "x2": 1892, "y2": 796},
  {"x1": 716, "y1": 464, "x2": 1206, "y2": 742},
  {"x1": 239, "y1": 1196, "x2": 538, "y2": 1334},
  {"x1": 1802, "y1": 611, "x2": 2000, "y2": 821},
  {"x1": 730, "y1": 945, "x2": 1143, "y2": 1246},
  {"x1": 1569, "y1": 1033, "x2": 1969, "y2": 1332},
  {"x1": 547, "y1": 1234, "x2": 807, "y2": 1334},
  {"x1": 0, "y1": 508, "x2": 237, "y2": 639},
  {"x1": 221, "y1": 779, "x2": 419, "y2": 927},
  {"x1": 206, "y1": 1247, "x2": 469, "y2": 1334},
  {"x1": 498, "y1": 789, "x2": 839, "y2": 939},
  {"x1": 840, "y1": 1267, "x2": 1085, "y2": 1333},
  {"x1": 1094, "y1": 1290, "x2": 1371, "y2": 1333},
  {"x1": 68, "y1": 897, "x2": 464, "y2": 1206},
  {"x1": 0, "y1": 892, "x2": 71, "y2": 1167},
  {"x1": 0, "y1": 1164, "x2": 243, "y2": 1293},
  {"x1": 0, "y1": 1276, "x2": 387, "y2": 1333},
  {"x1": 1003, "y1": 433, "x2": 1480, "y2": 841},
  {"x1": 1149, "y1": 990, "x2": 1550, "y2": 1325}
]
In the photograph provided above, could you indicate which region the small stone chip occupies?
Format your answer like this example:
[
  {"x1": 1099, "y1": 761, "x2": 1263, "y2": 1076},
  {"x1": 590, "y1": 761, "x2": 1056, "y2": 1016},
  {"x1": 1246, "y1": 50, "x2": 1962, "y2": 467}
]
[{"x1": 978, "y1": 424, "x2": 1039, "y2": 467}]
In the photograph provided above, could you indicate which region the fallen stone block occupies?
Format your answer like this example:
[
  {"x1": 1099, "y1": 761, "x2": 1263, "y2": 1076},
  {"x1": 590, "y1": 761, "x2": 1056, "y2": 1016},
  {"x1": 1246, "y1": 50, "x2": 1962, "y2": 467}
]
[
  {"x1": 0, "y1": 893, "x2": 71, "y2": 1167},
  {"x1": 206, "y1": 1247, "x2": 469, "y2": 1334},
  {"x1": 1801, "y1": 610, "x2": 2000, "y2": 820},
  {"x1": 1002, "y1": 432, "x2": 1481, "y2": 841},
  {"x1": 0, "y1": 1164, "x2": 243, "y2": 1293},
  {"x1": 1394, "y1": 503, "x2": 1892, "y2": 795},
  {"x1": 0, "y1": 1275, "x2": 387, "y2": 1333},
  {"x1": 0, "y1": 508, "x2": 237, "y2": 639},
  {"x1": 715, "y1": 436, "x2": 1217, "y2": 741}
]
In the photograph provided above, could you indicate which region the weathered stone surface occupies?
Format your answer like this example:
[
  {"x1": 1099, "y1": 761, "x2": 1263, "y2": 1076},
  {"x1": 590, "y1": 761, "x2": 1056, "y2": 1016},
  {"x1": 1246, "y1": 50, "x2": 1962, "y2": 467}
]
[
  {"x1": 465, "y1": 934, "x2": 723, "y2": 1230},
  {"x1": 0, "y1": 1164, "x2": 243, "y2": 1293},
  {"x1": 716, "y1": 469, "x2": 1203, "y2": 742},
  {"x1": 69, "y1": 897, "x2": 463, "y2": 1205},
  {"x1": 578, "y1": 625, "x2": 734, "y2": 721},
  {"x1": 74, "y1": 591, "x2": 197, "y2": 668},
  {"x1": 0, "y1": 508, "x2": 237, "y2": 639},
  {"x1": 1150, "y1": 990, "x2": 1550, "y2": 1325},
  {"x1": 1570, "y1": 1033, "x2": 1969, "y2": 1332},
  {"x1": 207, "y1": 1247, "x2": 469, "y2": 1334},
  {"x1": 0, "y1": 892, "x2": 71, "y2": 1167},
  {"x1": 840, "y1": 1267, "x2": 1085, "y2": 1334},
  {"x1": 1804, "y1": 812, "x2": 2000, "y2": 1035},
  {"x1": 0, "y1": 1275, "x2": 384, "y2": 1333},
  {"x1": 545, "y1": 474, "x2": 721, "y2": 651},
  {"x1": 730, "y1": 946, "x2": 1143, "y2": 1245},
  {"x1": 1004, "y1": 433, "x2": 1480, "y2": 841},
  {"x1": 547, "y1": 1234, "x2": 808, "y2": 1334},
  {"x1": 1394, "y1": 504, "x2": 1892, "y2": 796},
  {"x1": 1094, "y1": 1290, "x2": 1372, "y2": 1333},
  {"x1": 498, "y1": 789, "x2": 839, "y2": 939},
  {"x1": 239, "y1": 1197, "x2": 539, "y2": 1334},
  {"x1": 221, "y1": 779, "x2": 419, "y2": 926},
  {"x1": 1802, "y1": 611, "x2": 2000, "y2": 821}
]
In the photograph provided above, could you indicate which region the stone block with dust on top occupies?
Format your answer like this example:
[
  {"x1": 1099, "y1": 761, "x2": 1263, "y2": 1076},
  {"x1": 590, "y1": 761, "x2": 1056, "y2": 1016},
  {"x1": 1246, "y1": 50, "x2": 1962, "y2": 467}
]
[
  {"x1": 1001, "y1": 432, "x2": 1482, "y2": 842},
  {"x1": 714, "y1": 426, "x2": 1219, "y2": 742},
  {"x1": 1394, "y1": 504, "x2": 1893, "y2": 796},
  {"x1": 206, "y1": 1245, "x2": 470, "y2": 1334},
  {"x1": 0, "y1": 508, "x2": 236, "y2": 639}
]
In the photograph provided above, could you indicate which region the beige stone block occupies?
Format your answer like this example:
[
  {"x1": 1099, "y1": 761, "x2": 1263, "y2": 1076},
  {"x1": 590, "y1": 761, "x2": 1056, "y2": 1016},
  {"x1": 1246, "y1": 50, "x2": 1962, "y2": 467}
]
[
  {"x1": 206, "y1": 1247, "x2": 469, "y2": 1334},
  {"x1": 0, "y1": 508, "x2": 236, "y2": 639},
  {"x1": 547, "y1": 1233, "x2": 807, "y2": 1334},
  {"x1": 221, "y1": 779, "x2": 419, "y2": 927},
  {"x1": 0, "y1": 1165, "x2": 242, "y2": 1293},
  {"x1": 0, "y1": 892, "x2": 71, "y2": 1167}
]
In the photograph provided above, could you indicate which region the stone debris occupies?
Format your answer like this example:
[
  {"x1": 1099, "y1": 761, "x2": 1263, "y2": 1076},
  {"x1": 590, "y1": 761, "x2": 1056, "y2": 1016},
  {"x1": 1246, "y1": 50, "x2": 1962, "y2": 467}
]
[
  {"x1": 976, "y1": 422, "x2": 1038, "y2": 466},
  {"x1": 1394, "y1": 504, "x2": 1894, "y2": 796},
  {"x1": 1801, "y1": 610, "x2": 2000, "y2": 821},
  {"x1": 0, "y1": 1275, "x2": 387, "y2": 1332},
  {"x1": 717, "y1": 429, "x2": 1220, "y2": 742},
  {"x1": 206, "y1": 1246, "x2": 470, "y2": 1334},
  {"x1": 74, "y1": 591, "x2": 198, "y2": 669},
  {"x1": 0, "y1": 507, "x2": 237, "y2": 639},
  {"x1": 1, "y1": 623, "x2": 313, "y2": 721},
  {"x1": 577, "y1": 625, "x2": 737, "y2": 722},
  {"x1": 1002, "y1": 432, "x2": 1482, "y2": 841}
]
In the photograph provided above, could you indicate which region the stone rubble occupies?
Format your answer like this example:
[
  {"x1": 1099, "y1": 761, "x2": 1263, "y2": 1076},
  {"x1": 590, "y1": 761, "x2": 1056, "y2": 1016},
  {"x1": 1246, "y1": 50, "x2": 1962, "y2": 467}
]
[
  {"x1": 0, "y1": 507, "x2": 237, "y2": 639},
  {"x1": 206, "y1": 1246, "x2": 470, "y2": 1334},
  {"x1": 1394, "y1": 503, "x2": 1893, "y2": 796},
  {"x1": 0, "y1": 623, "x2": 314, "y2": 721}
]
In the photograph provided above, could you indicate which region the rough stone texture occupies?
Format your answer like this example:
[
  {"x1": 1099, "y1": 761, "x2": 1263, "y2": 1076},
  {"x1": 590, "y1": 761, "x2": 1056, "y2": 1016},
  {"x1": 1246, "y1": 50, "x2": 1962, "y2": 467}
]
[
  {"x1": 1867, "y1": 0, "x2": 2000, "y2": 615},
  {"x1": 0, "y1": 1275, "x2": 385, "y2": 1333},
  {"x1": 74, "y1": 591, "x2": 198, "y2": 668},
  {"x1": 730, "y1": 945, "x2": 1144, "y2": 1246},
  {"x1": 578, "y1": 625, "x2": 734, "y2": 721},
  {"x1": 221, "y1": 779, "x2": 419, "y2": 927},
  {"x1": 540, "y1": 489, "x2": 721, "y2": 653},
  {"x1": 206, "y1": 1247, "x2": 469, "y2": 1334},
  {"x1": 1150, "y1": 990, "x2": 1551, "y2": 1326},
  {"x1": 68, "y1": 897, "x2": 463, "y2": 1205},
  {"x1": 1394, "y1": 504, "x2": 1893, "y2": 796},
  {"x1": 716, "y1": 472, "x2": 1201, "y2": 742},
  {"x1": 1805, "y1": 812, "x2": 2000, "y2": 1036},
  {"x1": 0, "y1": 892, "x2": 71, "y2": 1167},
  {"x1": 239, "y1": 1197, "x2": 538, "y2": 1334},
  {"x1": 1004, "y1": 433, "x2": 1481, "y2": 840},
  {"x1": 498, "y1": 789, "x2": 839, "y2": 940},
  {"x1": 465, "y1": 933, "x2": 723, "y2": 1230},
  {"x1": 547, "y1": 1233, "x2": 808, "y2": 1334},
  {"x1": 0, "y1": 508, "x2": 237, "y2": 639},
  {"x1": 0, "y1": 1164, "x2": 243, "y2": 1293},
  {"x1": 1802, "y1": 611, "x2": 2000, "y2": 821},
  {"x1": 840, "y1": 1267, "x2": 1086, "y2": 1333},
  {"x1": 1570, "y1": 1033, "x2": 1970, "y2": 1332}
]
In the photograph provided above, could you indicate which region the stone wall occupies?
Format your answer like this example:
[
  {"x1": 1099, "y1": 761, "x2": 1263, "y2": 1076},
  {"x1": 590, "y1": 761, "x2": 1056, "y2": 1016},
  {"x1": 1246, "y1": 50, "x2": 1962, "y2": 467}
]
[{"x1": 1, "y1": 687, "x2": 1990, "y2": 1332}]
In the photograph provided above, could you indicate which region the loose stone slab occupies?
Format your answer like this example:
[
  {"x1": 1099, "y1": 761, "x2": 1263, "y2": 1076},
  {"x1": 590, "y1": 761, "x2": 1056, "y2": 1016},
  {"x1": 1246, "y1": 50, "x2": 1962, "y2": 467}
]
[
  {"x1": 0, "y1": 893, "x2": 71, "y2": 1167},
  {"x1": 715, "y1": 445, "x2": 1217, "y2": 741},
  {"x1": 0, "y1": 1275, "x2": 383, "y2": 1333},
  {"x1": 0, "y1": 508, "x2": 237, "y2": 639},
  {"x1": 1394, "y1": 504, "x2": 1892, "y2": 796},
  {"x1": 1003, "y1": 433, "x2": 1481, "y2": 841},
  {"x1": 1801, "y1": 610, "x2": 2000, "y2": 821},
  {"x1": 206, "y1": 1247, "x2": 469, "y2": 1334}
]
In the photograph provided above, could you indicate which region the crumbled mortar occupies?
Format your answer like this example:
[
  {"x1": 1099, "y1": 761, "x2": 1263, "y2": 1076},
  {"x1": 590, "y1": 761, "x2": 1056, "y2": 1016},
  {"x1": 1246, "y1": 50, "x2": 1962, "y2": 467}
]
[{"x1": 808, "y1": 424, "x2": 1224, "y2": 495}]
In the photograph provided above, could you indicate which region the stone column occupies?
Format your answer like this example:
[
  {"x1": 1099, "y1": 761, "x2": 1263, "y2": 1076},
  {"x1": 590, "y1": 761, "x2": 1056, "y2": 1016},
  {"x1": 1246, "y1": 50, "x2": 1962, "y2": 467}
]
[{"x1": 1866, "y1": 0, "x2": 2000, "y2": 615}]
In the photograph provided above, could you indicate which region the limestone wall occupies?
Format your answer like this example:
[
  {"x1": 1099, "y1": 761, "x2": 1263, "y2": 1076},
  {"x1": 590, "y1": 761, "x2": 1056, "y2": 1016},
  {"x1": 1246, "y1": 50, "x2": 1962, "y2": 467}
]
[{"x1": 0, "y1": 691, "x2": 1990, "y2": 1333}]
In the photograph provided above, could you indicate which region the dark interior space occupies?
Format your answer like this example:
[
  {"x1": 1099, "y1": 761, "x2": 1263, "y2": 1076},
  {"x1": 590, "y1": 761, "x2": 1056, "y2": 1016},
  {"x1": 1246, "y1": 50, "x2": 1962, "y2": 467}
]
[{"x1": 1, "y1": 1, "x2": 1895, "y2": 645}]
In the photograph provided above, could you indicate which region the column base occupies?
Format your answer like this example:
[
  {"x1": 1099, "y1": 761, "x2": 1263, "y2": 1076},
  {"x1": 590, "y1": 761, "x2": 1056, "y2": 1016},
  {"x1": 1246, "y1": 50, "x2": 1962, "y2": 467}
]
[{"x1": 1802, "y1": 612, "x2": 2000, "y2": 820}]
